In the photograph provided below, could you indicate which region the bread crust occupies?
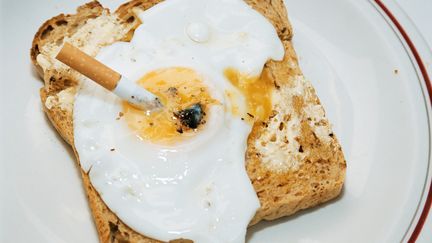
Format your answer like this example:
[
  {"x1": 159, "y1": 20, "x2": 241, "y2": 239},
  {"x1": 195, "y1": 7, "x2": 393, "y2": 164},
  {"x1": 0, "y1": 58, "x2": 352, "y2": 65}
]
[{"x1": 32, "y1": 1, "x2": 346, "y2": 242}]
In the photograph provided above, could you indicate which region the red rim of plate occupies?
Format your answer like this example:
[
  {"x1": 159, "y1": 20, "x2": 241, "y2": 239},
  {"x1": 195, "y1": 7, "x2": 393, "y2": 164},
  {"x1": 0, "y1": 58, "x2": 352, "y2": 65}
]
[{"x1": 374, "y1": 1, "x2": 432, "y2": 242}]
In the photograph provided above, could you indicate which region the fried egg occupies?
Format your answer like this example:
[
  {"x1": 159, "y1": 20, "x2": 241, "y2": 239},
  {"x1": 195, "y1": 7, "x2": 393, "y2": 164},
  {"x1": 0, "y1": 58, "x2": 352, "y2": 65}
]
[{"x1": 73, "y1": 0, "x2": 284, "y2": 242}]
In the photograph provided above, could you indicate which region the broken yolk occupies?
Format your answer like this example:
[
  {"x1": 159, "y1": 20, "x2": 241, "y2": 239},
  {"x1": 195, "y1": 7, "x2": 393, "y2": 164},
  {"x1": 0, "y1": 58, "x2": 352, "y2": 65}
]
[
  {"x1": 122, "y1": 67, "x2": 217, "y2": 144},
  {"x1": 224, "y1": 68, "x2": 274, "y2": 121}
]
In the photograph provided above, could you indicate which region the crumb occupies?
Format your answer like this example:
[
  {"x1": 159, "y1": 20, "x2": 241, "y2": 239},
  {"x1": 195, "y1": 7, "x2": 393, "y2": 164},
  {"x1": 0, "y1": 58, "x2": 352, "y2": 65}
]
[
  {"x1": 167, "y1": 87, "x2": 178, "y2": 96},
  {"x1": 110, "y1": 148, "x2": 115, "y2": 151},
  {"x1": 394, "y1": 69, "x2": 399, "y2": 74},
  {"x1": 116, "y1": 112, "x2": 124, "y2": 120}
]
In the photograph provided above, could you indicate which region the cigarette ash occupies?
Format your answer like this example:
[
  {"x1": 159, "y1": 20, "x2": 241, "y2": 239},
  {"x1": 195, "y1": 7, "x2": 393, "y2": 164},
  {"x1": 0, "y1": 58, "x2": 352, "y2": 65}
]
[{"x1": 173, "y1": 103, "x2": 206, "y2": 133}]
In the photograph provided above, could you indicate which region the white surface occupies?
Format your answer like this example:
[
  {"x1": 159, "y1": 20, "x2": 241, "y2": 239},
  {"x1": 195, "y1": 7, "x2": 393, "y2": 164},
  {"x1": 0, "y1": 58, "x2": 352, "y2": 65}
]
[
  {"x1": 396, "y1": 0, "x2": 432, "y2": 51},
  {"x1": 383, "y1": 1, "x2": 432, "y2": 242},
  {"x1": 0, "y1": 0, "x2": 431, "y2": 243}
]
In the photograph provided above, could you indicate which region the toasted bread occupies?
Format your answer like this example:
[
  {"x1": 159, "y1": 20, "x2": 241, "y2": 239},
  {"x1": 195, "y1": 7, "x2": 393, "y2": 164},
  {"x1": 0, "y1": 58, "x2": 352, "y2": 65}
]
[{"x1": 30, "y1": 1, "x2": 346, "y2": 242}]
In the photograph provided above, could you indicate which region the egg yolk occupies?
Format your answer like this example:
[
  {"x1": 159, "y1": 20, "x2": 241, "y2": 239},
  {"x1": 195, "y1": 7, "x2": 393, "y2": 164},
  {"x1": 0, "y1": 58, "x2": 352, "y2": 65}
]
[
  {"x1": 122, "y1": 67, "x2": 217, "y2": 144},
  {"x1": 224, "y1": 68, "x2": 274, "y2": 121}
]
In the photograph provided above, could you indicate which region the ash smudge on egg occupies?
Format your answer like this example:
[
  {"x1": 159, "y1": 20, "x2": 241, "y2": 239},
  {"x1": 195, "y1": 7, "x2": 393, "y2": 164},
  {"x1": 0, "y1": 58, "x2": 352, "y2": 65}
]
[{"x1": 174, "y1": 103, "x2": 204, "y2": 129}]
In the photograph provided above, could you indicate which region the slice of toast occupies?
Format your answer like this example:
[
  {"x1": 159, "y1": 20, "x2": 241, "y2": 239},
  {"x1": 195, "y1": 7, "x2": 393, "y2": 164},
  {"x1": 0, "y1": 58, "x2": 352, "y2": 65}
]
[{"x1": 31, "y1": 1, "x2": 346, "y2": 242}]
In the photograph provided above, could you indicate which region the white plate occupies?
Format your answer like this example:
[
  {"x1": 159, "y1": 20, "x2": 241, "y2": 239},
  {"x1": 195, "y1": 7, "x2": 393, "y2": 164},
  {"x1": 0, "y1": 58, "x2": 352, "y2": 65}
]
[{"x1": 1, "y1": 0, "x2": 431, "y2": 242}]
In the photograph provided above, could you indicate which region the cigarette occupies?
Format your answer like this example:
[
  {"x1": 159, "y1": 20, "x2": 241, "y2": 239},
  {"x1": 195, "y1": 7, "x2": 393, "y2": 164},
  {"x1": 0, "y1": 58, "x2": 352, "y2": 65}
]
[{"x1": 56, "y1": 43, "x2": 162, "y2": 110}]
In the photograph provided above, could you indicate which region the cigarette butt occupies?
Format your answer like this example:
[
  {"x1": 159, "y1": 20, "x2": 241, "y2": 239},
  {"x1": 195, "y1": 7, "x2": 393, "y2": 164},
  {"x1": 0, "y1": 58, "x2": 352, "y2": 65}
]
[
  {"x1": 55, "y1": 43, "x2": 162, "y2": 111},
  {"x1": 56, "y1": 43, "x2": 120, "y2": 90}
]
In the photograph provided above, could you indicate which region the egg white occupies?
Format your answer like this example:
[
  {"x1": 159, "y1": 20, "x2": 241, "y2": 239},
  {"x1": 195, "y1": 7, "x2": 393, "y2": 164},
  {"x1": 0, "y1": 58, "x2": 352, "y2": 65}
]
[{"x1": 73, "y1": 0, "x2": 284, "y2": 242}]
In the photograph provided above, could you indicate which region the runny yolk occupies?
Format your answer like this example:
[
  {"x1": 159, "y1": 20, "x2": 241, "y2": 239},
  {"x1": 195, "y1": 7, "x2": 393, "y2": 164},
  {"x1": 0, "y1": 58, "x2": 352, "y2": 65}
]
[
  {"x1": 122, "y1": 67, "x2": 217, "y2": 144},
  {"x1": 224, "y1": 68, "x2": 274, "y2": 121}
]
